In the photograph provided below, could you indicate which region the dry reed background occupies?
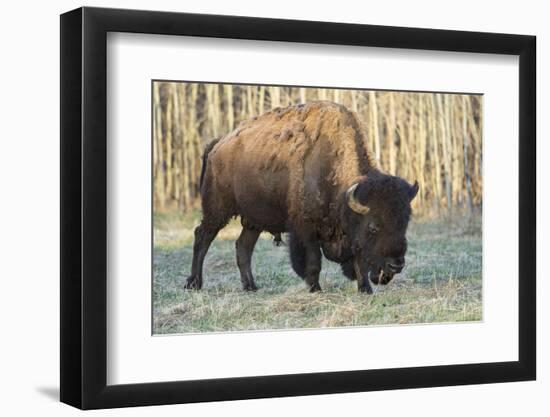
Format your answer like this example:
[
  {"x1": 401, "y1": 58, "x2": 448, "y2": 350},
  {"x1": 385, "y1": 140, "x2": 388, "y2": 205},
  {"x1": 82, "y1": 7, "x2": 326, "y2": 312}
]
[
  {"x1": 152, "y1": 81, "x2": 483, "y2": 333},
  {"x1": 153, "y1": 82, "x2": 482, "y2": 217}
]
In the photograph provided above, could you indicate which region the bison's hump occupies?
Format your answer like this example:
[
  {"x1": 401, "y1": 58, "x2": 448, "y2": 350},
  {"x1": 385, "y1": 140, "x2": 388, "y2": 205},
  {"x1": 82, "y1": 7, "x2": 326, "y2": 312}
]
[{"x1": 208, "y1": 100, "x2": 374, "y2": 201}]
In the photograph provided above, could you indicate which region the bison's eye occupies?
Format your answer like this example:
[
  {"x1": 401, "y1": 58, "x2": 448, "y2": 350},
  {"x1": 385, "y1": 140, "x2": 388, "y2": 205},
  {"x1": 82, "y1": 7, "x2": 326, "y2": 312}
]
[{"x1": 368, "y1": 222, "x2": 379, "y2": 235}]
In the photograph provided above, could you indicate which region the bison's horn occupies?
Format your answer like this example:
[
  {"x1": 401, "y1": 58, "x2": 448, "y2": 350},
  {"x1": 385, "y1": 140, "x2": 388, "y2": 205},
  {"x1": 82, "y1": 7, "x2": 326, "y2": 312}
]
[{"x1": 346, "y1": 183, "x2": 370, "y2": 215}]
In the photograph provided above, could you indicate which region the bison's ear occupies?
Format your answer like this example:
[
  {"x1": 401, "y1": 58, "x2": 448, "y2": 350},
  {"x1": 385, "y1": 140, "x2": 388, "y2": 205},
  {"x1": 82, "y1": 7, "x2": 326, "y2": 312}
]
[{"x1": 409, "y1": 181, "x2": 419, "y2": 201}]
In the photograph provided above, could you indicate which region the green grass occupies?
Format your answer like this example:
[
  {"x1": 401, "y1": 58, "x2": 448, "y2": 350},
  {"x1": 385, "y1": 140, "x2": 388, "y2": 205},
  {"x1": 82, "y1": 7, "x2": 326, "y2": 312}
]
[{"x1": 153, "y1": 211, "x2": 482, "y2": 334}]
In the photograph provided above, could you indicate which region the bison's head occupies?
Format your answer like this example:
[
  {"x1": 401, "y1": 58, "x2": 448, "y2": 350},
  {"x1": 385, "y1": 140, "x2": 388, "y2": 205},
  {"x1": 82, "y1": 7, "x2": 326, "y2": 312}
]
[{"x1": 343, "y1": 173, "x2": 419, "y2": 286}]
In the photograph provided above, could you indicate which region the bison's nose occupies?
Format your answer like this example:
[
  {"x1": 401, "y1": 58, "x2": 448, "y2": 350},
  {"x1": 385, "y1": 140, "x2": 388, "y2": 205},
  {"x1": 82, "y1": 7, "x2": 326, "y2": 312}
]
[{"x1": 386, "y1": 257, "x2": 405, "y2": 273}]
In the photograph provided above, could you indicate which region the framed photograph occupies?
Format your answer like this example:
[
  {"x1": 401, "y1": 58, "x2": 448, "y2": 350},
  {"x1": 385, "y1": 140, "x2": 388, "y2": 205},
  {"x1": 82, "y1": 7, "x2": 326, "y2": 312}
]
[{"x1": 60, "y1": 6, "x2": 536, "y2": 409}]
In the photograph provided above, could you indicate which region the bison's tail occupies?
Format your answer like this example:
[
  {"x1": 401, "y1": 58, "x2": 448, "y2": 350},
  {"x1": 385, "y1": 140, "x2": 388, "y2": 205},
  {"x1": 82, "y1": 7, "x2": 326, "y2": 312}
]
[
  {"x1": 289, "y1": 231, "x2": 307, "y2": 279},
  {"x1": 199, "y1": 137, "x2": 221, "y2": 190}
]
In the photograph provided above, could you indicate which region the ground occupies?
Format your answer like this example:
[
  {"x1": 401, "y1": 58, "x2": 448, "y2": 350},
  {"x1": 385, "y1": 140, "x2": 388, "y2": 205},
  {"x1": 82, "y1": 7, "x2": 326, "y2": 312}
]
[{"x1": 153, "y1": 211, "x2": 482, "y2": 334}]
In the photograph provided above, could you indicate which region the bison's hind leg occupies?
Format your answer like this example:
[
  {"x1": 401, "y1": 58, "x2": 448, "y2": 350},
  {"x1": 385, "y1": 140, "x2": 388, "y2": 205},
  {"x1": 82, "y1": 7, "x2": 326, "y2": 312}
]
[
  {"x1": 184, "y1": 221, "x2": 224, "y2": 290},
  {"x1": 236, "y1": 226, "x2": 261, "y2": 291}
]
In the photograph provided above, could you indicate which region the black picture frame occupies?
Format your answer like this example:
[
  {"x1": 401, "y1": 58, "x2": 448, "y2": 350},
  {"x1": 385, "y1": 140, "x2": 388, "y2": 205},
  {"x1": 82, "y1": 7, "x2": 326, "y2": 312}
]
[{"x1": 60, "y1": 6, "x2": 536, "y2": 410}]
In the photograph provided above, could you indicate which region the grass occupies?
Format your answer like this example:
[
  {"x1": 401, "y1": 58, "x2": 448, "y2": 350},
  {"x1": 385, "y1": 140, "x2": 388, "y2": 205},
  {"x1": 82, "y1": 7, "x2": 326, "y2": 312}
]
[{"x1": 153, "y1": 211, "x2": 482, "y2": 334}]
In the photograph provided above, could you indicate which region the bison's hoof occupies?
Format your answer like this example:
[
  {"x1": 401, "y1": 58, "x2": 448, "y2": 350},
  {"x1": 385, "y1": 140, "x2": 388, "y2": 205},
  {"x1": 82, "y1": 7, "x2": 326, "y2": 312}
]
[
  {"x1": 184, "y1": 276, "x2": 202, "y2": 290},
  {"x1": 309, "y1": 283, "x2": 322, "y2": 293},
  {"x1": 358, "y1": 285, "x2": 373, "y2": 294},
  {"x1": 243, "y1": 283, "x2": 258, "y2": 292}
]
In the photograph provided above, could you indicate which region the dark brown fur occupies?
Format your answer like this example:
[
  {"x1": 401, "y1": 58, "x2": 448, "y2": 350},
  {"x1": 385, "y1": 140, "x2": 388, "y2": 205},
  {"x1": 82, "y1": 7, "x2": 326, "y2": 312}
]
[{"x1": 185, "y1": 101, "x2": 418, "y2": 293}]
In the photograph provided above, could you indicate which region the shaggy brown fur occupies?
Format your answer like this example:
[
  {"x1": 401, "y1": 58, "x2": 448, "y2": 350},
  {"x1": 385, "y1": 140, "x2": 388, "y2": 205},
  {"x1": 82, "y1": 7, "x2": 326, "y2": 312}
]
[
  {"x1": 203, "y1": 102, "x2": 372, "y2": 228},
  {"x1": 185, "y1": 101, "x2": 419, "y2": 293}
]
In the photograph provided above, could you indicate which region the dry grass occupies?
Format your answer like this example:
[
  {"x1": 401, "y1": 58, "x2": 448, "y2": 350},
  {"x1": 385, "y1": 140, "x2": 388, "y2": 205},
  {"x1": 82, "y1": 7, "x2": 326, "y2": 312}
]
[{"x1": 153, "y1": 211, "x2": 482, "y2": 334}]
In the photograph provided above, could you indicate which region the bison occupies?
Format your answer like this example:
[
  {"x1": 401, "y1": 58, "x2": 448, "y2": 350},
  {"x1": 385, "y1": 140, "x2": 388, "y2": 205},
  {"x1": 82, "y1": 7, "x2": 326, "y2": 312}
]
[{"x1": 184, "y1": 101, "x2": 418, "y2": 294}]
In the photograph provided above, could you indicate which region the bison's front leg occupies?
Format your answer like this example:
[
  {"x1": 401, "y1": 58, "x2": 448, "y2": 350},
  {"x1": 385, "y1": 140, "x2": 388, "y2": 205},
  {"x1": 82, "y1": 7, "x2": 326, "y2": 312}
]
[
  {"x1": 236, "y1": 227, "x2": 261, "y2": 291},
  {"x1": 354, "y1": 259, "x2": 373, "y2": 294},
  {"x1": 304, "y1": 242, "x2": 322, "y2": 292}
]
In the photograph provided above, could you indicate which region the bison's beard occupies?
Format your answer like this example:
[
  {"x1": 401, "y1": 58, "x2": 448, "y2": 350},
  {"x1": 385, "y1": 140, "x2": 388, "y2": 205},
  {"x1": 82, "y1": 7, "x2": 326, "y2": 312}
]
[
  {"x1": 340, "y1": 258, "x2": 396, "y2": 285},
  {"x1": 368, "y1": 266, "x2": 394, "y2": 285}
]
